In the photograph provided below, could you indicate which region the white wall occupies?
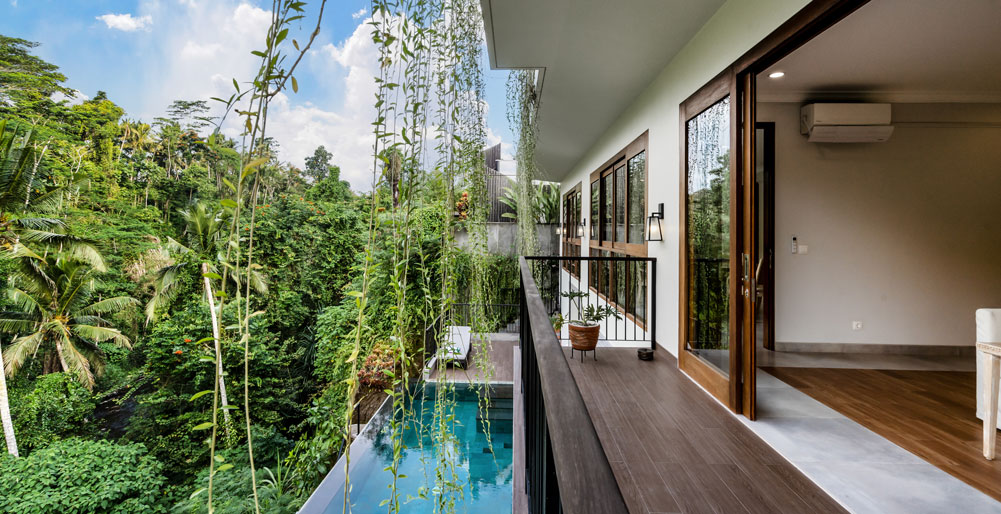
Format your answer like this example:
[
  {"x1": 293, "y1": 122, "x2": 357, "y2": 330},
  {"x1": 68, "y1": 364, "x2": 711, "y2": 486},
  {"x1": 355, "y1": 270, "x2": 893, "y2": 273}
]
[
  {"x1": 559, "y1": 0, "x2": 813, "y2": 356},
  {"x1": 759, "y1": 102, "x2": 1001, "y2": 347}
]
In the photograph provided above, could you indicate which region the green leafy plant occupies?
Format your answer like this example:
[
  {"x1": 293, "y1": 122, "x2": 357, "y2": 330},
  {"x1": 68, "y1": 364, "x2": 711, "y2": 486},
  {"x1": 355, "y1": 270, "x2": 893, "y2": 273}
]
[
  {"x1": 561, "y1": 290, "x2": 621, "y2": 326},
  {"x1": 11, "y1": 372, "x2": 96, "y2": 452},
  {"x1": 0, "y1": 438, "x2": 167, "y2": 513}
]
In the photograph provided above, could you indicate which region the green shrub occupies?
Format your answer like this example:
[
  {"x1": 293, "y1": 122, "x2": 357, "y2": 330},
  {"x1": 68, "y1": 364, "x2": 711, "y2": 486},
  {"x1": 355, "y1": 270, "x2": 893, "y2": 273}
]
[
  {"x1": 12, "y1": 372, "x2": 96, "y2": 451},
  {"x1": 0, "y1": 438, "x2": 167, "y2": 513}
]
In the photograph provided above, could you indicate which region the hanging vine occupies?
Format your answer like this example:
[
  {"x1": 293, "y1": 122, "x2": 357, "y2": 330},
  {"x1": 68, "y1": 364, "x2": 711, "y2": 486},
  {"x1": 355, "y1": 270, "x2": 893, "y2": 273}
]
[
  {"x1": 507, "y1": 70, "x2": 542, "y2": 258},
  {"x1": 188, "y1": 2, "x2": 330, "y2": 512},
  {"x1": 332, "y1": 0, "x2": 495, "y2": 512}
]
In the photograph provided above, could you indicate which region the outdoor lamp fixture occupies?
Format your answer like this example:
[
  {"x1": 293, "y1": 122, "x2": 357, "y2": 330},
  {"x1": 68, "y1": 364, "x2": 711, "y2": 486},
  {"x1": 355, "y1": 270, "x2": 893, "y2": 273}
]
[
  {"x1": 647, "y1": 203, "x2": 664, "y2": 241},
  {"x1": 576, "y1": 218, "x2": 586, "y2": 238}
]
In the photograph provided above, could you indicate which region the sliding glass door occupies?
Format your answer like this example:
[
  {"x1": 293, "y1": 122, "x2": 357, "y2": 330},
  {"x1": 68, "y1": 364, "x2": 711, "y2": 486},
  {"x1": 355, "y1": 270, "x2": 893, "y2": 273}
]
[{"x1": 679, "y1": 70, "x2": 743, "y2": 410}]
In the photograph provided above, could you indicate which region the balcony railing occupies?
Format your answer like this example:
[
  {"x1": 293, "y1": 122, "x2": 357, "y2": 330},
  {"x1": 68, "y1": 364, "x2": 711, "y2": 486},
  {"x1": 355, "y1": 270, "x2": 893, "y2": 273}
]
[
  {"x1": 518, "y1": 256, "x2": 629, "y2": 513},
  {"x1": 525, "y1": 255, "x2": 657, "y2": 350}
]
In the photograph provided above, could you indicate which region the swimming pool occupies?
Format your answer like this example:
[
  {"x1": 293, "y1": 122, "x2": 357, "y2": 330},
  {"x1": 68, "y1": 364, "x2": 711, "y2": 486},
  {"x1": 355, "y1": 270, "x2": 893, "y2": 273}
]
[{"x1": 299, "y1": 384, "x2": 513, "y2": 513}]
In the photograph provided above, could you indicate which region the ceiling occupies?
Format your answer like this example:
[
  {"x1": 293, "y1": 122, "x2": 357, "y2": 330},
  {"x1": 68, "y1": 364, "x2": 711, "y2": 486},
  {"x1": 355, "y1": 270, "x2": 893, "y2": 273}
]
[
  {"x1": 758, "y1": 0, "x2": 1001, "y2": 103},
  {"x1": 481, "y1": 0, "x2": 726, "y2": 179}
]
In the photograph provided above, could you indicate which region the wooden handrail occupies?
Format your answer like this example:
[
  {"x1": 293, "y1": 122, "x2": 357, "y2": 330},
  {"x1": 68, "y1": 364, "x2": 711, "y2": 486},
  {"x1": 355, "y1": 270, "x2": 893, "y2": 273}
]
[{"x1": 519, "y1": 257, "x2": 628, "y2": 513}]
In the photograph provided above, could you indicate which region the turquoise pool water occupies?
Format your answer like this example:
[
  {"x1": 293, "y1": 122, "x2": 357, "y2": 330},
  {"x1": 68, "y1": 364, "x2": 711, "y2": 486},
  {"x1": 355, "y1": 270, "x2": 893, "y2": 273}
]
[{"x1": 302, "y1": 385, "x2": 513, "y2": 514}]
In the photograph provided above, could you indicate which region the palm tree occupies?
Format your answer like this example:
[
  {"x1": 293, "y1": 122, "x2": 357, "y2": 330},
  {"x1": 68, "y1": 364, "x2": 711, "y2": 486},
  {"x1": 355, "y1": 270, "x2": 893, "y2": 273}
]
[
  {"x1": 0, "y1": 337, "x2": 17, "y2": 457},
  {"x1": 145, "y1": 201, "x2": 267, "y2": 323},
  {"x1": 0, "y1": 120, "x2": 78, "y2": 248},
  {"x1": 0, "y1": 244, "x2": 137, "y2": 390}
]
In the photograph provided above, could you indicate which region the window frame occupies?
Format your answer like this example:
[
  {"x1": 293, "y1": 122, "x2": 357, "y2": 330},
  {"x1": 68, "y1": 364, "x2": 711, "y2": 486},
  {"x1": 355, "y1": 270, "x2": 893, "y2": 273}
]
[
  {"x1": 562, "y1": 183, "x2": 583, "y2": 277},
  {"x1": 587, "y1": 131, "x2": 649, "y2": 328}
]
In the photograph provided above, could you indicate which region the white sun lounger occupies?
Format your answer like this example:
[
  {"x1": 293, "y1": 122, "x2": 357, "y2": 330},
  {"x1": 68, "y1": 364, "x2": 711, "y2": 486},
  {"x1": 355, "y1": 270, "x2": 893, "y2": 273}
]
[{"x1": 441, "y1": 325, "x2": 472, "y2": 366}]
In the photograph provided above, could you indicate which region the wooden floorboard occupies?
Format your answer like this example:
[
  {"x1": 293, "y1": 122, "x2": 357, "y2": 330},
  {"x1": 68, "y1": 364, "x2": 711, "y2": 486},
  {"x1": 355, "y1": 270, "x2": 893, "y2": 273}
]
[
  {"x1": 764, "y1": 366, "x2": 1001, "y2": 503},
  {"x1": 566, "y1": 347, "x2": 846, "y2": 514},
  {"x1": 430, "y1": 335, "x2": 515, "y2": 383}
]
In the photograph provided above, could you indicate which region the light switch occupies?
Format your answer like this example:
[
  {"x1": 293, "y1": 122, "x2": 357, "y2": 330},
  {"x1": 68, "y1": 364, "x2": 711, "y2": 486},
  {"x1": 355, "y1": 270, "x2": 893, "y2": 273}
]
[{"x1": 798, "y1": 245, "x2": 809, "y2": 255}]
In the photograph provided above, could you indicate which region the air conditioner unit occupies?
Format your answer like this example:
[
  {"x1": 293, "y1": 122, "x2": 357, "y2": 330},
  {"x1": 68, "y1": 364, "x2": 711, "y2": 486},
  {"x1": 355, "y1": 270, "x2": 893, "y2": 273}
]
[{"x1": 800, "y1": 103, "x2": 894, "y2": 143}]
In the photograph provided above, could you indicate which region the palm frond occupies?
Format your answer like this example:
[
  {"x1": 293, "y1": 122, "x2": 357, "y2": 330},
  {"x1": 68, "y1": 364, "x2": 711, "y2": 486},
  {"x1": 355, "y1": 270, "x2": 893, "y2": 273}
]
[
  {"x1": 65, "y1": 242, "x2": 107, "y2": 272},
  {"x1": 81, "y1": 296, "x2": 138, "y2": 315},
  {"x1": 73, "y1": 324, "x2": 132, "y2": 349},
  {"x1": 165, "y1": 236, "x2": 192, "y2": 255},
  {"x1": 10, "y1": 217, "x2": 66, "y2": 231},
  {"x1": 2, "y1": 330, "x2": 44, "y2": 378},
  {"x1": 58, "y1": 333, "x2": 95, "y2": 389},
  {"x1": 6, "y1": 287, "x2": 42, "y2": 315},
  {"x1": 0, "y1": 317, "x2": 39, "y2": 334}
]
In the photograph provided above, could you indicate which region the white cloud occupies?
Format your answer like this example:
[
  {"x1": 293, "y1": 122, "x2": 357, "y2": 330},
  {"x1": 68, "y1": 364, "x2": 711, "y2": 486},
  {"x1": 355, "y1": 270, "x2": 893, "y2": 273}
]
[
  {"x1": 97, "y1": 13, "x2": 153, "y2": 32},
  {"x1": 51, "y1": 90, "x2": 89, "y2": 106},
  {"x1": 351, "y1": 8, "x2": 367, "y2": 20},
  {"x1": 118, "y1": 3, "x2": 505, "y2": 191}
]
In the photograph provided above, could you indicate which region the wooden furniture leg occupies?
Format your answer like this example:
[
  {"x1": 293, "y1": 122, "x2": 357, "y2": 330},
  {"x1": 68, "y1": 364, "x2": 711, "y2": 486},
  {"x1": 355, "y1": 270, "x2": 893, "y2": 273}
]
[{"x1": 984, "y1": 352, "x2": 1000, "y2": 460}]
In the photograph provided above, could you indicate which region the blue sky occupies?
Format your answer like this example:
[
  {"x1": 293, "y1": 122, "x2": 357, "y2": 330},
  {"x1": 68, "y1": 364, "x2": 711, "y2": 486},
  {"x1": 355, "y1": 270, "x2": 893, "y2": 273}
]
[{"x1": 0, "y1": 0, "x2": 513, "y2": 190}]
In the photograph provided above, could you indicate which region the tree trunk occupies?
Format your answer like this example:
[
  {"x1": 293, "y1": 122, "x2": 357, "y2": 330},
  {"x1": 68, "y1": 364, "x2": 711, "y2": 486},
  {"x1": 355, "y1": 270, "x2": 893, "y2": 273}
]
[
  {"x1": 0, "y1": 340, "x2": 18, "y2": 457},
  {"x1": 202, "y1": 264, "x2": 232, "y2": 433},
  {"x1": 54, "y1": 340, "x2": 69, "y2": 373}
]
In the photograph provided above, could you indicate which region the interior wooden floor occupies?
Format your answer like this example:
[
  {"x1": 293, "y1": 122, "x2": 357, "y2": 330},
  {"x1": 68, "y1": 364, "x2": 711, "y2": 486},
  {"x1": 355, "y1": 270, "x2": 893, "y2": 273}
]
[
  {"x1": 764, "y1": 367, "x2": 1001, "y2": 502},
  {"x1": 567, "y1": 346, "x2": 847, "y2": 514}
]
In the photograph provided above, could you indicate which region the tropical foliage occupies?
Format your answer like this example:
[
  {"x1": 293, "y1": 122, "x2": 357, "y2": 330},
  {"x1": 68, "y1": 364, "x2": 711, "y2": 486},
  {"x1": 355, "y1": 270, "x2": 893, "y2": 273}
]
[{"x1": 0, "y1": 0, "x2": 524, "y2": 511}]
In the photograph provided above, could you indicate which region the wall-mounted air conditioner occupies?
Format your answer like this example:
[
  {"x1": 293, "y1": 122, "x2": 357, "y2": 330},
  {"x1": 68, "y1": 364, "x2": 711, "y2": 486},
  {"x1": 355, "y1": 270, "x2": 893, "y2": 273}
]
[{"x1": 800, "y1": 103, "x2": 894, "y2": 143}]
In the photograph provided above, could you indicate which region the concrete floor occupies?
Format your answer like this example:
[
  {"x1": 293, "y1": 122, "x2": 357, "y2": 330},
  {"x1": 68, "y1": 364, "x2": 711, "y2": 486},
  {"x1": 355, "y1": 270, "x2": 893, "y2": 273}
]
[{"x1": 745, "y1": 350, "x2": 999, "y2": 513}]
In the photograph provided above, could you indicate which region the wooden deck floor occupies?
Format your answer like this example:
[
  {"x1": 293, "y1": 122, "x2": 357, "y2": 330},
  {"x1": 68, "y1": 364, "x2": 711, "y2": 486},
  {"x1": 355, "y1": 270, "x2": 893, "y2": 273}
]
[
  {"x1": 764, "y1": 367, "x2": 1001, "y2": 502},
  {"x1": 566, "y1": 346, "x2": 846, "y2": 514},
  {"x1": 429, "y1": 334, "x2": 516, "y2": 383}
]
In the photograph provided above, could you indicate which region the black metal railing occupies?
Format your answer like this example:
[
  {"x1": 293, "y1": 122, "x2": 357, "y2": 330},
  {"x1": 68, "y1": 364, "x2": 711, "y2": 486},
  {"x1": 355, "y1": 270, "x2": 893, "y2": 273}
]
[
  {"x1": 519, "y1": 257, "x2": 628, "y2": 513},
  {"x1": 691, "y1": 257, "x2": 729, "y2": 349},
  {"x1": 525, "y1": 255, "x2": 657, "y2": 350},
  {"x1": 452, "y1": 303, "x2": 520, "y2": 333}
]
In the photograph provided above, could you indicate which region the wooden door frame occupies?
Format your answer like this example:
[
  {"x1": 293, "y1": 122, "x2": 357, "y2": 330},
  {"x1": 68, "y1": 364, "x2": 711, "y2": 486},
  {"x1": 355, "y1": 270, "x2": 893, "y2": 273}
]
[
  {"x1": 679, "y1": 67, "x2": 739, "y2": 410},
  {"x1": 757, "y1": 122, "x2": 776, "y2": 352},
  {"x1": 678, "y1": 0, "x2": 871, "y2": 415}
]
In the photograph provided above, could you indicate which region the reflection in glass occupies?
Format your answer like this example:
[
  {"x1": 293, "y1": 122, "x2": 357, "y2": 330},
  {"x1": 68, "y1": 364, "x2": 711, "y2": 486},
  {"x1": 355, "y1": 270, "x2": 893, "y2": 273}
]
[
  {"x1": 602, "y1": 174, "x2": 613, "y2": 242},
  {"x1": 614, "y1": 165, "x2": 625, "y2": 242},
  {"x1": 686, "y1": 97, "x2": 731, "y2": 375},
  {"x1": 628, "y1": 152, "x2": 646, "y2": 244},
  {"x1": 590, "y1": 181, "x2": 599, "y2": 238}
]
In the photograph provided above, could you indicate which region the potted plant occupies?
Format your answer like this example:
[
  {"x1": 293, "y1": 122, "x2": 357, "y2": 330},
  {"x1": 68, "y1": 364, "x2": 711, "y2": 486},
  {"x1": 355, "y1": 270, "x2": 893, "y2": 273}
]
[
  {"x1": 550, "y1": 312, "x2": 565, "y2": 337},
  {"x1": 560, "y1": 291, "x2": 621, "y2": 352}
]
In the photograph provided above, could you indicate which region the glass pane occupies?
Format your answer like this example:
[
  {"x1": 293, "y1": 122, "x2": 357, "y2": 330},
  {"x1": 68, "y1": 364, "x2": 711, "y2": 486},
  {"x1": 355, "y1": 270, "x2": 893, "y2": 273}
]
[
  {"x1": 628, "y1": 152, "x2": 646, "y2": 244},
  {"x1": 575, "y1": 191, "x2": 582, "y2": 238},
  {"x1": 616, "y1": 260, "x2": 626, "y2": 310},
  {"x1": 590, "y1": 181, "x2": 599, "y2": 238},
  {"x1": 686, "y1": 96, "x2": 731, "y2": 375},
  {"x1": 635, "y1": 262, "x2": 646, "y2": 324},
  {"x1": 602, "y1": 174, "x2": 613, "y2": 241},
  {"x1": 601, "y1": 250, "x2": 610, "y2": 298},
  {"x1": 614, "y1": 165, "x2": 625, "y2": 242}
]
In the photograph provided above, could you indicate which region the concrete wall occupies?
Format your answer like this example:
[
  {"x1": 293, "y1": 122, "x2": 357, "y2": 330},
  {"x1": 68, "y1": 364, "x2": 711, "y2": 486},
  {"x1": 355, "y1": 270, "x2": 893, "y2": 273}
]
[
  {"x1": 456, "y1": 223, "x2": 559, "y2": 256},
  {"x1": 558, "y1": 0, "x2": 814, "y2": 356},
  {"x1": 759, "y1": 102, "x2": 1001, "y2": 347}
]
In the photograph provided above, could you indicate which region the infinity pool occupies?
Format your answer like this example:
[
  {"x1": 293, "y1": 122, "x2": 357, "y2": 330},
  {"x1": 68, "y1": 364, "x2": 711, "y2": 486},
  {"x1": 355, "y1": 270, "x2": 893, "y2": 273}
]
[{"x1": 300, "y1": 384, "x2": 513, "y2": 514}]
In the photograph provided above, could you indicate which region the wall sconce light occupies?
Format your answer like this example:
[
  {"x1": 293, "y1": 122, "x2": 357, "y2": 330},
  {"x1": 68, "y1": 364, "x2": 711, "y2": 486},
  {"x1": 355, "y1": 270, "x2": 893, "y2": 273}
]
[
  {"x1": 647, "y1": 203, "x2": 664, "y2": 242},
  {"x1": 577, "y1": 218, "x2": 586, "y2": 238}
]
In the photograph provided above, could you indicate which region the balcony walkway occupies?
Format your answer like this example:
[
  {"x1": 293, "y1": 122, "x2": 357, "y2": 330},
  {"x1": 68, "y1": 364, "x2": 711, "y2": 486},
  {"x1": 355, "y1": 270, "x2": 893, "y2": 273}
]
[{"x1": 565, "y1": 345, "x2": 846, "y2": 514}]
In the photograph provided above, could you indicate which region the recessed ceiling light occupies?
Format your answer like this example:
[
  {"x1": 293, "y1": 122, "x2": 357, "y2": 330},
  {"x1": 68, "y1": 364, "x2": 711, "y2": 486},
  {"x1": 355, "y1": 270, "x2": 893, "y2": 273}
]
[{"x1": 769, "y1": 71, "x2": 785, "y2": 79}]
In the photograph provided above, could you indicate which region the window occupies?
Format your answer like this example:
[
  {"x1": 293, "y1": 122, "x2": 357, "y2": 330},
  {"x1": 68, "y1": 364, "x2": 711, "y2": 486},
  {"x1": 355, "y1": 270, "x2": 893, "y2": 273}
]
[
  {"x1": 587, "y1": 132, "x2": 648, "y2": 325},
  {"x1": 562, "y1": 183, "x2": 582, "y2": 277}
]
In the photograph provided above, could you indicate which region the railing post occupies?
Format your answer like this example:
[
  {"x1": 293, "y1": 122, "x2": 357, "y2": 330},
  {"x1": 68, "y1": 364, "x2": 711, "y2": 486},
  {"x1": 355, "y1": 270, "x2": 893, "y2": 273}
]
[{"x1": 651, "y1": 258, "x2": 657, "y2": 351}]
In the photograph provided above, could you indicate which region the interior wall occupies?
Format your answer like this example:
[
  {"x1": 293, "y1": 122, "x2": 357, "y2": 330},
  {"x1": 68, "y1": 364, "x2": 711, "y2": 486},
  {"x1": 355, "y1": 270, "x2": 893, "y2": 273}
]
[
  {"x1": 557, "y1": 0, "x2": 814, "y2": 356},
  {"x1": 759, "y1": 102, "x2": 1001, "y2": 347}
]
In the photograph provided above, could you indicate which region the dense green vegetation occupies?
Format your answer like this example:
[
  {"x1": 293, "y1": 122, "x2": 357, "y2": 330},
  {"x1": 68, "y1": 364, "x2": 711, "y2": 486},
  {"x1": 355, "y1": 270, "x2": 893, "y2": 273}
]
[{"x1": 0, "y1": 30, "x2": 512, "y2": 512}]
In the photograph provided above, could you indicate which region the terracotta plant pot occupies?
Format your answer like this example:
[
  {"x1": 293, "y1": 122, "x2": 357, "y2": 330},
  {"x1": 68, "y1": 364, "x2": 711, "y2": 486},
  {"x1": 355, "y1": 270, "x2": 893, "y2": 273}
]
[{"x1": 568, "y1": 323, "x2": 600, "y2": 351}]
